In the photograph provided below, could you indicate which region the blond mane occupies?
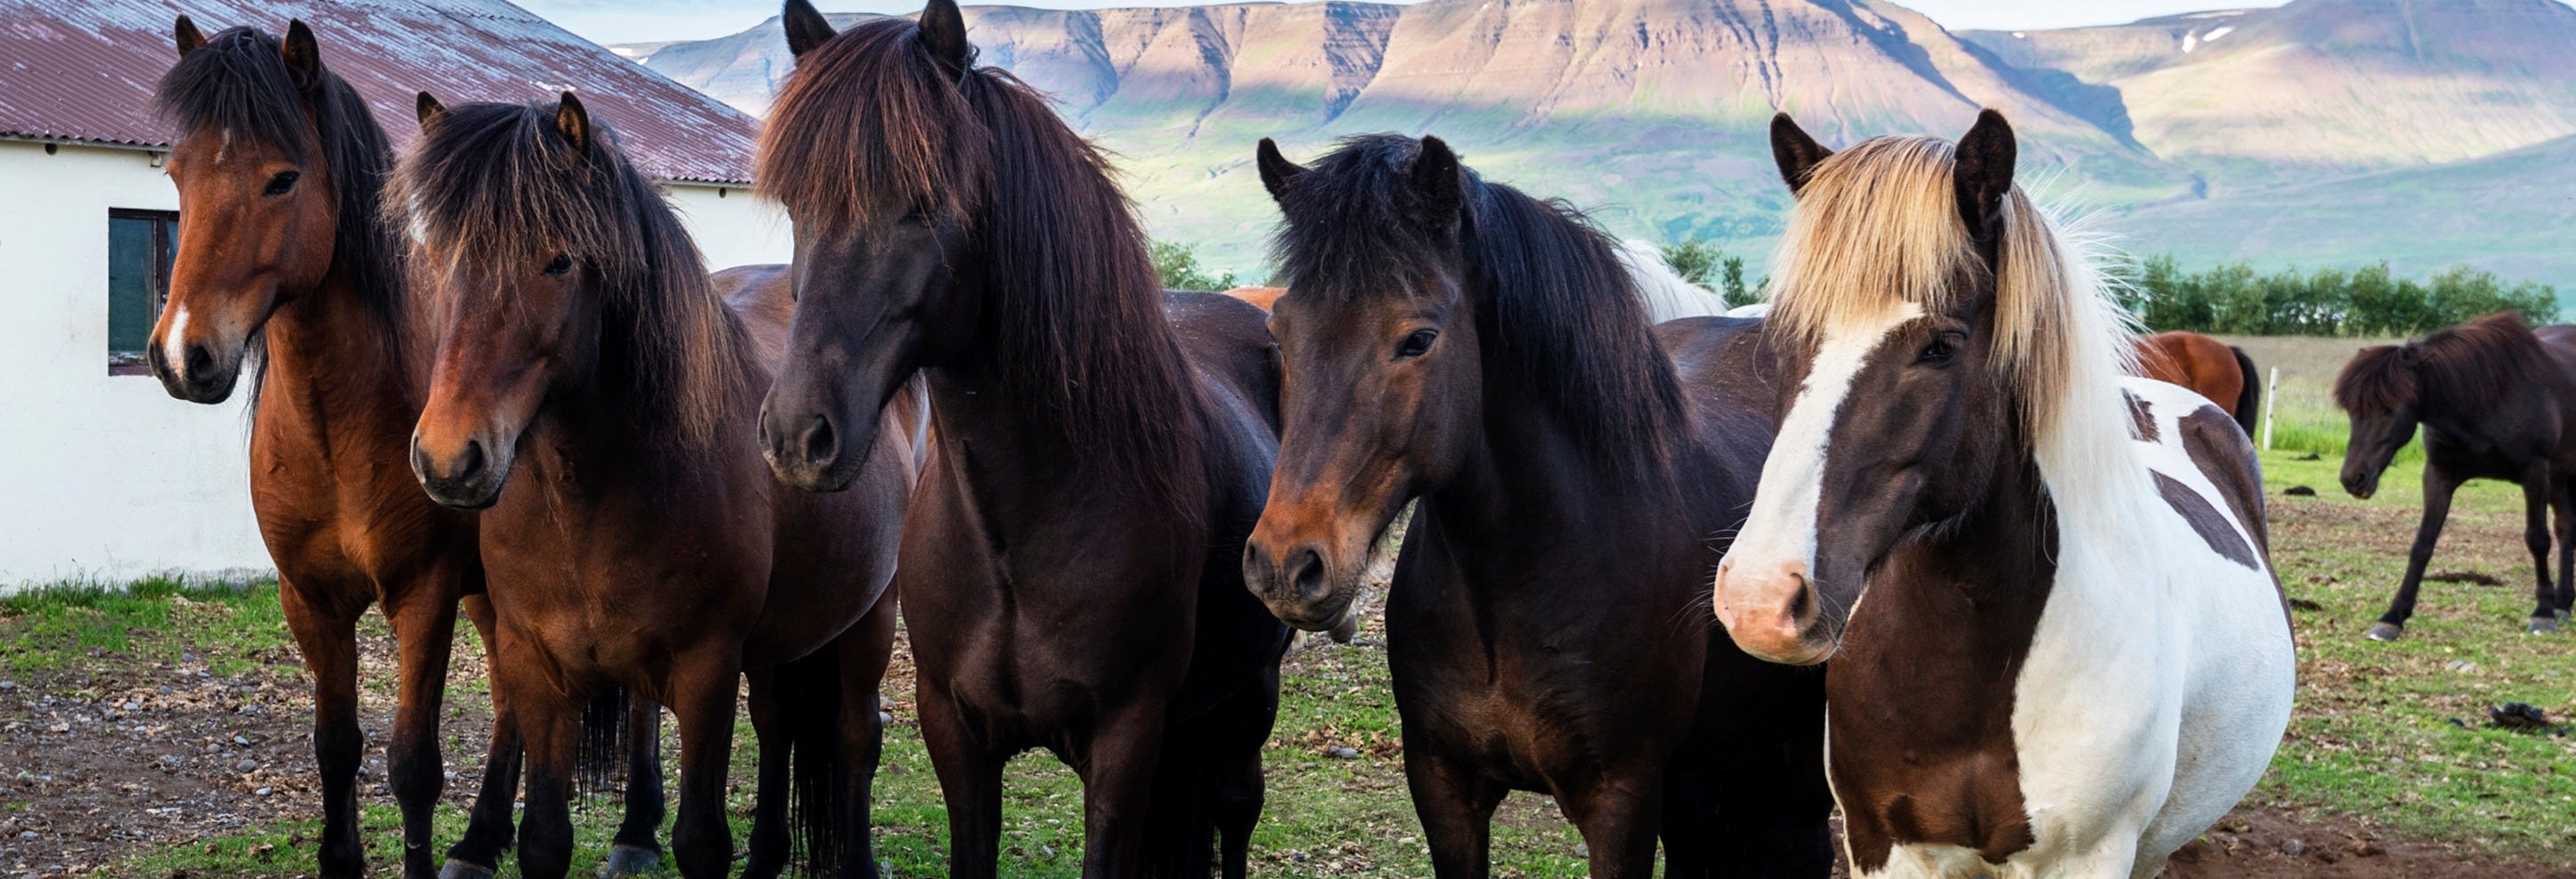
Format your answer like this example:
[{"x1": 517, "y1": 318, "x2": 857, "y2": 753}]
[{"x1": 1767, "y1": 133, "x2": 2144, "y2": 516}]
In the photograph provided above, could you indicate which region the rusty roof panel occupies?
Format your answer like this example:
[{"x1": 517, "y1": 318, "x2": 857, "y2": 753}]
[{"x1": 0, "y1": 0, "x2": 758, "y2": 184}]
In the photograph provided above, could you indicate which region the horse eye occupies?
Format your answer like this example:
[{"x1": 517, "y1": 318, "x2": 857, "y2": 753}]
[
  {"x1": 542, "y1": 253, "x2": 574, "y2": 276},
  {"x1": 1917, "y1": 335, "x2": 1959, "y2": 365},
  {"x1": 262, "y1": 171, "x2": 299, "y2": 196},
  {"x1": 1395, "y1": 328, "x2": 1438, "y2": 359}
]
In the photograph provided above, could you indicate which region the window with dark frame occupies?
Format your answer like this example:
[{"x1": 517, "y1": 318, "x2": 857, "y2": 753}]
[{"x1": 107, "y1": 209, "x2": 179, "y2": 376}]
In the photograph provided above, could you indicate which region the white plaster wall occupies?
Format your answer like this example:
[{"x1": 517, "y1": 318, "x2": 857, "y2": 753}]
[
  {"x1": 0, "y1": 141, "x2": 269, "y2": 590},
  {"x1": 667, "y1": 182, "x2": 791, "y2": 271}
]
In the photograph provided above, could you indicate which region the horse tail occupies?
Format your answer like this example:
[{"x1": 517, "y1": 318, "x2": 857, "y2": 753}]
[
  {"x1": 2230, "y1": 346, "x2": 2262, "y2": 437},
  {"x1": 780, "y1": 651, "x2": 850, "y2": 876},
  {"x1": 576, "y1": 686, "x2": 632, "y2": 799}
]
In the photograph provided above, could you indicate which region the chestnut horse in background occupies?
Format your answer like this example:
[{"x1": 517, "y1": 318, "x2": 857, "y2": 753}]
[
  {"x1": 2334, "y1": 314, "x2": 2576, "y2": 639},
  {"x1": 753, "y1": 1, "x2": 1291, "y2": 875},
  {"x1": 147, "y1": 20, "x2": 660, "y2": 878},
  {"x1": 1221, "y1": 285, "x2": 1288, "y2": 312},
  {"x1": 2135, "y1": 331, "x2": 2262, "y2": 436},
  {"x1": 1243, "y1": 134, "x2": 1833, "y2": 878},
  {"x1": 398, "y1": 94, "x2": 917, "y2": 879}
]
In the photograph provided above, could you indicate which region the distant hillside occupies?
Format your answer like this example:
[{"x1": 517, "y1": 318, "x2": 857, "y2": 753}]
[{"x1": 620, "y1": 0, "x2": 2576, "y2": 298}]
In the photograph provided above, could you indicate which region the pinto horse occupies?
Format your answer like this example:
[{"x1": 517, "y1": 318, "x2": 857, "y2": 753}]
[
  {"x1": 397, "y1": 94, "x2": 916, "y2": 879},
  {"x1": 752, "y1": 1, "x2": 1290, "y2": 875},
  {"x1": 147, "y1": 20, "x2": 662, "y2": 878},
  {"x1": 1713, "y1": 112, "x2": 2295, "y2": 877},
  {"x1": 1242, "y1": 134, "x2": 1833, "y2": 878},
  {"x1": 2134, "y1": 331, "x2": 2262, "y2": 436},
  {"x1": 2334, "y1": 314, "x2": 2576, "y2": 638}
]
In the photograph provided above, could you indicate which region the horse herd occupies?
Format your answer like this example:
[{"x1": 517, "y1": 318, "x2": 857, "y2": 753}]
[{"x1": 136, "y1": 2, "x2": 2332, "y2": 877}]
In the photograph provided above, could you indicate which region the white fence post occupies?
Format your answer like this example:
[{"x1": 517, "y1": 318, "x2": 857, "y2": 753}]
[{"x1": 2261, "y1": 365, "x2": 2279, "y2": 451}]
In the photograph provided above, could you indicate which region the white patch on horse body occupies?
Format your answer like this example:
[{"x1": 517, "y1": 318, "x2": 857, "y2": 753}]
[
  {"x1": 1614, "y1": 239, "x2": 1729, "y2": 323},
  {"x1": 163, "y1": 307, "x2": 192, "y2": 380},
  {"x1": 1722, "y1": 302, "x2": 1920, "y2": 585}
]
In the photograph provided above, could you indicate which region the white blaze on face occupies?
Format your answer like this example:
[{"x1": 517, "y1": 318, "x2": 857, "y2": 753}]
[
  {"x1": 1717, "y1": 302, "x2": 1920, "y2": 615},
  {"x1": 163, "y1": 307, "x2": 193, "y2": 380}
]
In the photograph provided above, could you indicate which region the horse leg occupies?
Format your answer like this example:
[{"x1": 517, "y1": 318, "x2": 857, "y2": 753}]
[
  {"x1": 1208, "y1": 669, "x2": 1280, "y2": 879},
  {"x1": 1561, "y1": 777, "x2": 1665, "y2": 879},
  {"x1": 738, "y1": 667, "x2": 794, "y2": 879},
  {"x1": 918, "y1": 678, "x2": 1005, "y2": 879},
  {"x1": 2522, "y1": 467, "x2": 2560, "y2": 633},
  {"x1": 1074, "y1": 707, "x2": 1169, "y2": 878},
  {"x1": 1657, "y1": 773, "x2": 1713, "y2": 879},
  {"x1": 280, "y1": 579, "x2": 369, "y2": 879},
  {"x1": 505, "y1": 670, "x2": 584, "y2": 879},
  {"x1": 600, "y1": 698, "x2": 666, "y2": 876},
  {"x1": 2369, "y1": 467, "x2": 2460, "y2": 641},
  {"x1": 442, "y1": 595, "x2": 520, "y2": 879},
  {"x1": 831, "y1": 597, "x2": 899, "y2": 879},
  {"x1": 2555, "y1": 479, "x2": 2576, "y2": 620},
  {"x1": 1406, "y1": 744, "x2": 1505, "y2": 879},
  {"x1": 382, "y1": 581, "x2": 464, "y2": 879},
  {"x1": 667, "y1": 656, "x2": 746, "y2": 879}
]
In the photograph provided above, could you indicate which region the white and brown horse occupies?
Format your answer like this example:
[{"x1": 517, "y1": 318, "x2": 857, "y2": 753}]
[{"x1": 1711, "y1": 111, "x2": 2295, "y2": 878}]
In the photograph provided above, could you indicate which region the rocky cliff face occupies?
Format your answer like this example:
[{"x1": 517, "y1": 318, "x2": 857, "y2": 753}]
[{"x1": 620, "y1": 0, "x2": 2576, "y2": 294}]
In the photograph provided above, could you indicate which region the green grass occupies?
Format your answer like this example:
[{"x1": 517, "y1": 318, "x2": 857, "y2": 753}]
[{"x1": 16, "y1": 445, "x2": 2576, "y2": 876}]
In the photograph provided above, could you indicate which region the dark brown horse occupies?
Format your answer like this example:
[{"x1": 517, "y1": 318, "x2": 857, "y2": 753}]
[
  {"x1": 1241, "y1": 134, "x2": 1832, "y2": 878},
  {"x1": 2135, "y1": 331, "x2": 2261, "y2": 436},
  {"x1": 396, "y1": 94, "x2": 916, "y2": 879},
  {"x1": 752, "y1": 1, "x2": 1290, "y2": 875},
  {"x1": 2335, "y1": 313, "x2": 2576, "y2": 638},
  {"x1": 147, "y1": 20, "x2": 663, "y2": 879}
]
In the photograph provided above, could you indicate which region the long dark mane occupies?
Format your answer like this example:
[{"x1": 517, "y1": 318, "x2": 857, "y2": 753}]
[
  {"x1": 390, "y1": 100, "x2": 743, "y2": 451},
  {"x1": 1268, "y1": 134, "x2": 1687, "y2": 475},
  {"x1": 2334, "y1": 313, "x2": 2551, "y2": 420},
  {"x1": 757, "y1": 17, "x2": 1195, "y2": 490},
  {"x1": 152, "y1": 25, "x2": 405, "y2": 340}
]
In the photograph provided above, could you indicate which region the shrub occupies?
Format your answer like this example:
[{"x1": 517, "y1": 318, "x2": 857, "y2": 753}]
[
  {"x1": 1150, "y1": 240, "x2": 1238, "y2": 292},
  {"x1": 2123, "y1": 254, "x2": 2558, "y2": 336}
]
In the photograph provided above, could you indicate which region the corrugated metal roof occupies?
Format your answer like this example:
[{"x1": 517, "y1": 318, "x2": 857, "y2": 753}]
[{"x1": 0, "y1": 0, "x2": 757, "y2": 184}]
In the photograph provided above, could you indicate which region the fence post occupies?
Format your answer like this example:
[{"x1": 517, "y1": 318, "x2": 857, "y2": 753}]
[{"x1": 2261, "y1": 365, "x2": 2279, "y2": 451}]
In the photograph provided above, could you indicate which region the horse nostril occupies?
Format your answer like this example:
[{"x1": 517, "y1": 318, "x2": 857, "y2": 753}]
[
  {"x1": 799, "y1": 415, "x2": 839, "y2": 468},
  {"x1": 1287, "y1": 547, "x2": 1328, "y2": 600},
  {"x1": 455, "y1": 438, "x2": 487, "y2": 483},
  {"x1": 1785, "y1": 578, "x2": 1816, "y2": 627},
  {"x1": 183, "y1": 344, "x2": 216, "y2": 383}
]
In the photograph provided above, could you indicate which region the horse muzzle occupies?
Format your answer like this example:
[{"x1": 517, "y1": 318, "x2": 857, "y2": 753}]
[
  {"x1": 147, "y1": 335, "x2": 244, "y2": 404},
  {"x1": 410, "y1": 430, "x2": 511, "y2": 510},
  {"x1": 1713, "y1": 556, "x2": 1837, "y2": 666}
]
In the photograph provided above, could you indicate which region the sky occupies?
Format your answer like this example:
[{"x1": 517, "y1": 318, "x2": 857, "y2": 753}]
[{"x1": 518, "y1": 0, "x2": 2295, "y2": 46}]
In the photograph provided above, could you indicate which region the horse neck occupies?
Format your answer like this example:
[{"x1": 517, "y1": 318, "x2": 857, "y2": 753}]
[
  {"x1": 1833, "y1": 451, "x2": 2060, "y2": 719},
  {"x1": 256, "y1": 259, "x2": 415, "y2": 434}
]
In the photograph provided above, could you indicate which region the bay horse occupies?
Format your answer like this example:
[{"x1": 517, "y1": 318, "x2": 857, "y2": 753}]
[
  {"x1": 396, "y1": 93, "x2": 917, "y2": 879},
  {"x1": 147, "y1": 20, "x2": 663, "y2": 878},
  {"x1": 753, "y1": 1, "x2": 1291, "y2": 875},
  {"x1": 1242, "y1": 134, "x2": 1833, "y2": 877},
  {"x1": 2334, "y1": 314, "x2": 2576, "y2": 638},
  {"x1": 2134, "y1": 331, "x2": 2261, "y2": 436},
  {"x1": 1713, "y1": 112, "x2": 2295, "y2": 877}
]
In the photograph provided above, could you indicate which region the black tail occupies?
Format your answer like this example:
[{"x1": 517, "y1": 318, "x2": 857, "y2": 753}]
[
  {"x1": 576, "y1": 686, "x2": 632, "y2": 800},
  {"x1": 776, "y1": 651, "x2": 850, "y2": 876},
  {"x1": 2230, "y1": 346, "x2": 2262, "y2": 437}
]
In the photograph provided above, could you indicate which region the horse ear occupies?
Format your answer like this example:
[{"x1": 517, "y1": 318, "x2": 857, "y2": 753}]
[
  {"x1": 554, "y1": 92, "x2": 591, "y2": 154},
  {"x1": 1255, "y1": 139, "x2": 1306, "y2": 204},
  {"x1": 918, "y1": 0, "x2": 972, "y2": 79},
  {"x1": 174, "y1": 15, "x2": 207, "y2": 57},
  {"x1": 1952, "y1": 108, "x2": 2016, "y2": 244},
  {"x1": 783, "y1": 0, "x2": 838, "y2": 59},
  {"x1": 415, "y1": 92, "x2": 446, "y2": 129},
  {"x1": 281, "y1": 20, "x2": 322, "y2": 92},
  {"x1": 1409, "y1": 136, "x2": 1464, "y2": 230},
  {"x1": 1770, "y1": 113, "x2": 1832, "y2": 195}
]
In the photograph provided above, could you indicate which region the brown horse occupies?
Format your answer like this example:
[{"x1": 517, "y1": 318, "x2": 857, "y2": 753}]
[
  {"x1": 2135, "y1": 331, "x2": 2262, "y2": 436},
  {"x1": 396, "y1": 93, "x2": 916, "y2": 879},
  {"x1": 1221, "y1": 285, "x2": 1288, "y2": 312},
  {"x1": 753, "y1": 1, "x2": 1291, "y2": 875},
  {"x1": 1242, "y1": 134, "x2": 1832, "y2": 878},
  {"x1": 147, "y1": 20, "x2": 664, "y2": 879},
  {"x1": 2335, "y1": 314, "x2": 2576, "y2": 638}
]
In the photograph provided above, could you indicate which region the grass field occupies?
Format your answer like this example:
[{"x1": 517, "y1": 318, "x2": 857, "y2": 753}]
[{"x1": 4, "y1": 449, "x2": 2574, "y2": 877}]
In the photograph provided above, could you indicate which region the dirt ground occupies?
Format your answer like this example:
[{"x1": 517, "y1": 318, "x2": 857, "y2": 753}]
[{"x1": 2, "y1": 593, "x2": 2567, "y2": 879}]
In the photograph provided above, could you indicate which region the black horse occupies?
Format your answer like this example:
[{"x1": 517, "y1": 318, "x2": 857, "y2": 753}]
[
  {"x1": 1242, "y1": 133, "x2": 1833, "y2": 878},
  {"x1": 2337, "y1": 313, "x2": 2576, "y2": 638}
]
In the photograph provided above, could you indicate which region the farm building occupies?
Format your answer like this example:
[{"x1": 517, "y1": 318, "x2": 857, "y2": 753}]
[{"x1": 0, "y1": 0, "x2": 790, "y2": 588}]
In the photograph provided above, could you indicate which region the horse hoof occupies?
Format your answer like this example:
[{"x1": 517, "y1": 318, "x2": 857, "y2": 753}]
[
  {"x1": 2529, "y1": 616, "x2": 2562, "y2": 635},
  {"x1": 598, "y1": 843, "x2": 663, "y2": 877},
  {"x1": 437, "y1": 861, "x2": 497, "y2": 879},
  {"x1": 2364, "y1": 621, "x2": 2405, "y2": 642}
]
